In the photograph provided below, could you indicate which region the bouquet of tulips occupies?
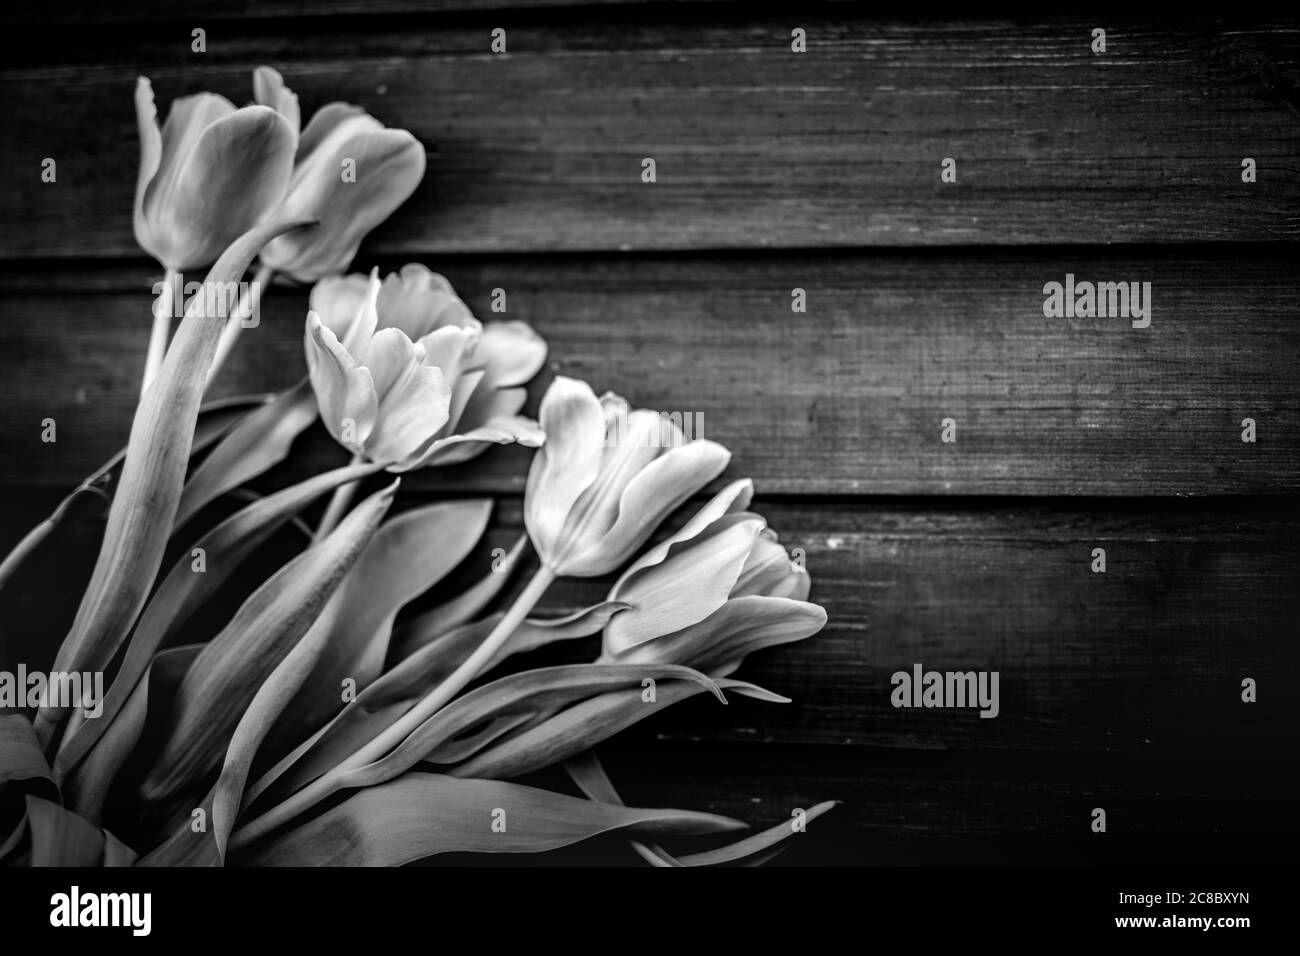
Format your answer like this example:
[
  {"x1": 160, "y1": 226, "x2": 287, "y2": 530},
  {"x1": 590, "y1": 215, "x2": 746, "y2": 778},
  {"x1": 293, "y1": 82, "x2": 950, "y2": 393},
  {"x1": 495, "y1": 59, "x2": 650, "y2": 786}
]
[{"x1": 0, "y1": 68, "x2": 831, "y2": 866}]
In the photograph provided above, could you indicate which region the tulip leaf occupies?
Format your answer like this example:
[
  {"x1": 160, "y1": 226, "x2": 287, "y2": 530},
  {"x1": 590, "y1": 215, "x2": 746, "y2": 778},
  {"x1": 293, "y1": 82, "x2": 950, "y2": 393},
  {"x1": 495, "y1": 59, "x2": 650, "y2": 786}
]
[
  {"x1": 0, "y1": 716, "x2": 58, "y2": 854},
  {"x1": 0, "y1": 398, "x2": 253, "y2": 633},
  {"x1": 176, "y1": 378, "x2": 318, "y2": 529},
  {"x1": 61, "y1": 645, "x2": 202, "y2": 823},
  {"x1": 566, "y1": 749, "x2": 836, "y2": 867},
  {"x1": 246, "y1": 602, "x2": 629, "y2": 806},
  {"x1": 139, "y1": 480, "x2": 396, "y2": 806},
  {"x1": 25, "y1": 795, "x2": 137, "y2": 866},
  {"x1": 238, "y1": 771, "x2": 745, "y2": 866},
  {"x1": 449, "y1": 676, "x2": 767, "y2": 781},
  {"x1": 39, "y1": 216, "x2": 312, "y2": 744},
  {"x1": 210, "y1": 572, "x2": 344, "y2": 859},
  {"x1": 387, "y1": 532, "x2": 527, "y2": 662},
  {"x1": 53, "y1": 461, "x2": 381, "y2": 779},
  {"x1": 0, "y1": 715, "x2": 56, "y2": 798},
  {"x1": 381, "y1": 663, "x2": 722, "y2": 776},
  {"x1": 259, "y1": 498, "x2": 493, "y2": 761}
]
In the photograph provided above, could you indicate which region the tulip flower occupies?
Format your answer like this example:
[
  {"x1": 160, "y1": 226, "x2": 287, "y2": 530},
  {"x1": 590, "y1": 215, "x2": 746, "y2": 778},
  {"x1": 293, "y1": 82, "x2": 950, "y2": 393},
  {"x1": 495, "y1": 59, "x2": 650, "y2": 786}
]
[
  {"x1": 134, "y1": 77, "x2": 297, "y2": 274},
  {"x1": 598, "y1": 479, "x2": 826, "y2": 677},
  {"x1": 254, "y1": 68, "x2": 426, "y2": 284},
  {"x1": 305, "y1": 270, "x2": 451, "y2": 469},
  {"x1": 305, "y1": 264, "x2": 546, "y2": 470},
  {"x1": 134, "y1": 74, "x2": 297, "y2": 392},
  {"x1": 525, "y1": 377, "x2": 731, "y2": 577}
]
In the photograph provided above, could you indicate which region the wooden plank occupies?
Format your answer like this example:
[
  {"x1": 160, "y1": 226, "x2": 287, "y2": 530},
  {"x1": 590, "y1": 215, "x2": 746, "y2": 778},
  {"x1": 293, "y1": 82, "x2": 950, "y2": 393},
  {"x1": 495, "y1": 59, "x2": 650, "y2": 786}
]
[
  {"x1": 456, "y1": 744, "x2": 1300, "y2": 865},
  {"x1": 2, "y1": 18, "x2": 1298, "y2": 256},
  {"x1": 2, "y1": 250, "x2": 1298, "y2": 494},
  {"x1": 4, "y1": 491, "x2": 1295, "y2": 753},
  {"x1": 0, "y1": 0, "x2": 686, "y2": 26}
]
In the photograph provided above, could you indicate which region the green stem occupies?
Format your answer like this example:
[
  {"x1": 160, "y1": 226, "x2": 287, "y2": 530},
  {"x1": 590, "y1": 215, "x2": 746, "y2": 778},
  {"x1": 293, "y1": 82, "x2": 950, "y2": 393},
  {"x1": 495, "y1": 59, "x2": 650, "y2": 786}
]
[
  {"x1": 228, "y1": 561, "x2": 557, "y2": 852},
  {"x1": 313, "y1": 454, "x2": 364, "y2": 543},
  {"x1": 141, "y1": 267, "x2": 179, "y2": 396}
]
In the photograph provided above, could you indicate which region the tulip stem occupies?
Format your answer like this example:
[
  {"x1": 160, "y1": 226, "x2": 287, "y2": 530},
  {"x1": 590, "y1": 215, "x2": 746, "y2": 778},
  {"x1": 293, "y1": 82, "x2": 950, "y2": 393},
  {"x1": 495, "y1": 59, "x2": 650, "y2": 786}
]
[
  {"x1": 207, "y1": 263, "x2": 273, "y2": 392},
  {"x1": 229, "y1": 560, "x2": 558, "y2": 852},
  {"x1": 141, "y1": 267, "x2": 179, "y2": 396},
  {"x1": 313, "y1": 454, "x2": 364, "y2": 543}
]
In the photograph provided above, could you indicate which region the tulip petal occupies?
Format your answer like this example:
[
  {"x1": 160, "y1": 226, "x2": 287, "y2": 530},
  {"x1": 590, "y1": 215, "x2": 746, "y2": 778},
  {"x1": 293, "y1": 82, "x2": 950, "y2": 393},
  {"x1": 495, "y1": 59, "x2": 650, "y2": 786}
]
[
  {"x1": 562, "y1": 438, "x2": 732, "y2": 576},
  {"x1": 132, "y1": 77, "x2": 164, "y2": 261},
  {"x1": 149, "y1": 104, "x2": 297, "y2": 271},
  {"x1": 556, "y1": 409, "x2": 666, "y2": 568},
  {"x1": 411, "y1": 412, "x2": 544, "y2": 468},
  {"x1": 524, "y1": 377, "x2": 606, "y2": 567},
  {"x1": 252, "y1": 65, "x2": 301, "y2": 136},
  {"x1": 307, "y1": 273, "x2": 371, "y2": 344},
  {"x1": 604, "y1": 518, "x2": 765, "y2": 654},
  {"x1": 416, "y1": 326, "x2": 480, "y2": 393},
  {"x1": 478, "y1": 320, "x2": 549, "y2": 387},
  {"x1": 379, "y1": 265, "x2": 478, "y2": 338},
  {"x1": 305, "y1": 311, "x2": 378, "y2": 455},
  {"x1": 262, "y1": 122, "x2": 426, "y2": 282},
  {"x1": 616, "y1": 595, "x2": 827, "y2": 678},
  {"x1": 732, "y1": 532, "x2": 810, "y2": 601},
  {"x1": 144, "y1": 92, "x2": 237, "y2": 223},
  {"x1": 362, "y1": 332, "x2": 451, "y2": 465},
  {"x1": 613, "y1": 478, "x2": 754, "y2": 589}
]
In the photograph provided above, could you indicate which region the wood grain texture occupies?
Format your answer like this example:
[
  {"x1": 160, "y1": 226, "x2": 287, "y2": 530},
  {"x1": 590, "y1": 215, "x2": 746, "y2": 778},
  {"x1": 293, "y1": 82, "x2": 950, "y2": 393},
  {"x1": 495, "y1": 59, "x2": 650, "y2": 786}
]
[
  {"x1": 4, "y1": 491, "x2": 1294, "y2": 754},
  {"x1": 2, "y1": 251, "x2": 1297, "y2": 494},
  {"x1": 458, "y1": 743, "x2": 1300, "y2": 865},
  {"x1": 494, "y1": 498, "x2": 1300, "y2": 753},
  {"x1": 2, "y1": 18, "x2": 1298, "y2": 257}
]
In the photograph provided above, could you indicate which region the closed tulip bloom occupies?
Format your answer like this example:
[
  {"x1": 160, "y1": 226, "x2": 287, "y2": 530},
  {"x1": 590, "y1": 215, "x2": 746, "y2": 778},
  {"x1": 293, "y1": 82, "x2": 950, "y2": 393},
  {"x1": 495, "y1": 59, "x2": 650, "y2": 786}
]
[
  {"x1": 307, "y1": 265, "x2": 546, "y2": 469},
  {"x1": 134, "y1": 76, "x2": 297, "y2": 272},
  {"x1": 599, "y1": 479, "x2": 826, "y2": 677},
  {"x1": 254, "y1": 68, "x2": 426, "y2": 283},
  {"x1": 525, "y1": 377, "x2": 731, "y2": 577}
]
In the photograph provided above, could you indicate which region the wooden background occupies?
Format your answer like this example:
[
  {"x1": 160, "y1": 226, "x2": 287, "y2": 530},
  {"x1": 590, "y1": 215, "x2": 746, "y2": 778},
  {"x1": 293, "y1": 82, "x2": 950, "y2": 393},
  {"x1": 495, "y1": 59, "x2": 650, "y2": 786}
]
[{"x1": 1, "y1": 5, "x2": 1298, "y2": 864}]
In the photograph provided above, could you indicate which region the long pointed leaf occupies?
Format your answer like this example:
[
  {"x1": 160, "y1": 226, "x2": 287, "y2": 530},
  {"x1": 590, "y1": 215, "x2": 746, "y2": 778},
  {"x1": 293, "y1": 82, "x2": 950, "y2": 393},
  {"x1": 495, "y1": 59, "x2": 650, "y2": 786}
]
[
  {"x1": 246, "y1": 601, "x2": 628, "y2": 806},
  {"x1": 238, "y1": 772, "x2": 745, "y2": 866},
  {"x1": 61, "y1": 645, "x2": 202, "y2": 823},
  {"x1": 38, "y1": 217, "x2": 312, "y2": 743},
  {"x1": 139, "y1": 479, "x2": 396, "y2": 805},
  {"x1": 450, "y1": 677, "x2": 768, "y2": 780},
  {"x1": 388, "y1": 533, "x2": 528, "y2": 662},
  {"x1": 260, "y1": 498, "x2": 493, "y2": 759},
  {"x1": 54, "y1": 461, "x2": 382, "y2": 778},
  {"x1": 176, "y1": 378, "x2": 318, "y2": 529}
]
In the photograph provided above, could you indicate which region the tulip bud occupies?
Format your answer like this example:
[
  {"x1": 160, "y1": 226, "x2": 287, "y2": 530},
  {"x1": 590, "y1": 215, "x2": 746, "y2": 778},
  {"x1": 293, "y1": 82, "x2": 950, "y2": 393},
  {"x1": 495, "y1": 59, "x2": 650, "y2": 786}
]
[
  {"x1": 599, "y1": 480, "x2": 824, "y2": 676},
  {"x1": 524, "y1": 377, "x2": 731, "y2": 577},
  {"x1": 134, "y1": 76, "x2": 297, "y2": 272},
  {"x1": 255, "y1": 69, "x2": 426, "y2": 283},
  {"x1": 305, "y1": 264, "x2": 547, "y2": 469}
]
